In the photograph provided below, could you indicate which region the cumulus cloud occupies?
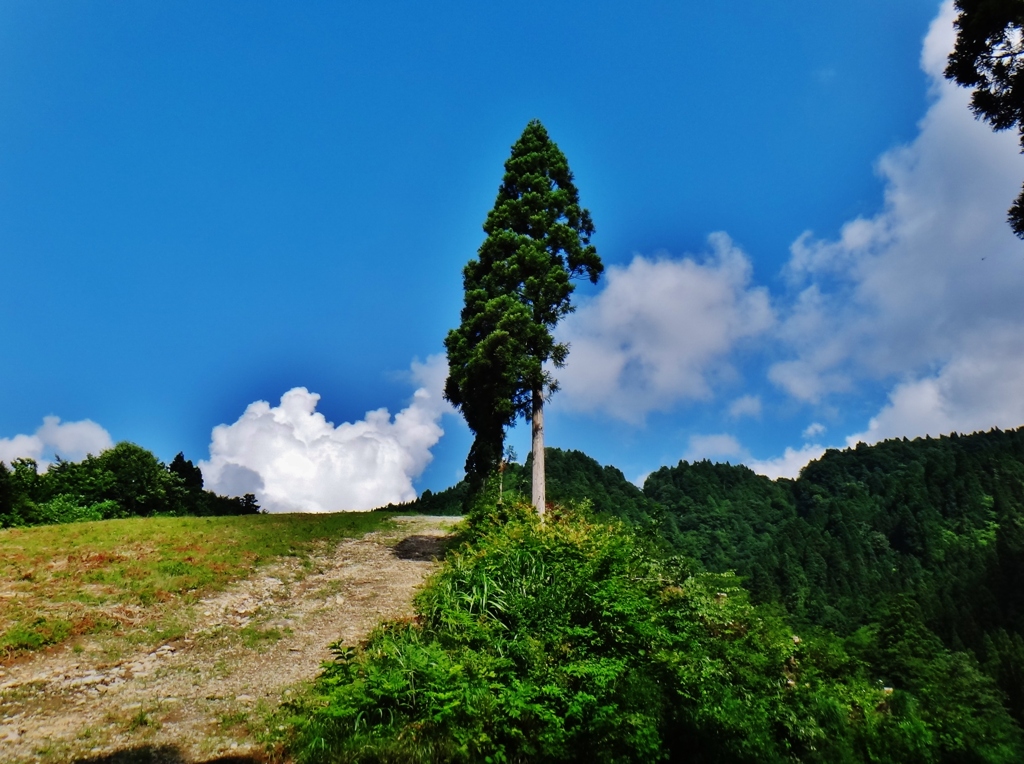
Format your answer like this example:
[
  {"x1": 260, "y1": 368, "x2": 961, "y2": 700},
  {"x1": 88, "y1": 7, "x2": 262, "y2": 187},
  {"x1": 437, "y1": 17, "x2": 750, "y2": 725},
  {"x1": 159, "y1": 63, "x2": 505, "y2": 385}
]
[
  {"x1": 558, "y1": 233, "x2": 774, "y2": 421},
  {"x1": 771, "y1": 0, "x2": 1024, "y2": 416},
  {"x1": 200, "y1": 355, "x2": 451, "y2": 513},
  {"x1": 0, "y1": 416, "x2": 114, "y2": 469},
  {"x1": 728, "y1": 394, "x2": 762, "y2": 419}
]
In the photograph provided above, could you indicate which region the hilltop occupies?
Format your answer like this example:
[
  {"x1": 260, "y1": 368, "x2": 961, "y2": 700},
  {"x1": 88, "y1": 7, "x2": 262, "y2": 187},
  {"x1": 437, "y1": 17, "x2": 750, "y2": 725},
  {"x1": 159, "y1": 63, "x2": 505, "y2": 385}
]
[
  {"x1": 5, "y1": 426, "x2": 1024, "y2": 761},
  {"x1": 0, "y1": 514, "x2": 458, "y2": 762}
]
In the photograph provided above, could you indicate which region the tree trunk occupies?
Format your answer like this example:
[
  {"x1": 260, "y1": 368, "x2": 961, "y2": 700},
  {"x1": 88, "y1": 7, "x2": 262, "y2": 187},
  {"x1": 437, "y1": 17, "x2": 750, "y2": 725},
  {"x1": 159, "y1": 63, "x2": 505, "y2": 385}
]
[{"x1": 532, "y1": 386, "x2": 545, "y2": 518}]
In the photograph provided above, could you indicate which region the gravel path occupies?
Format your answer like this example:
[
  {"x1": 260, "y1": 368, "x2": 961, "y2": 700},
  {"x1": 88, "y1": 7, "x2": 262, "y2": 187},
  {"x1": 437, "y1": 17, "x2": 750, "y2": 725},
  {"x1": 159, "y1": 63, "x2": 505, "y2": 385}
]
[{"x1": 0, "y1": 515, "x2": 459, "y2": 764}]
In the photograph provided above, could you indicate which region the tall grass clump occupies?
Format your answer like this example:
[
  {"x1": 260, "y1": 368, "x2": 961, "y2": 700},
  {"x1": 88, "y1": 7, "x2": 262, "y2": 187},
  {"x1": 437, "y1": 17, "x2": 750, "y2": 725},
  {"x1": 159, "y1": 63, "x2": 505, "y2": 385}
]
[{"x1": 292, "y1": 491, "x2": 978, "y2": 763}]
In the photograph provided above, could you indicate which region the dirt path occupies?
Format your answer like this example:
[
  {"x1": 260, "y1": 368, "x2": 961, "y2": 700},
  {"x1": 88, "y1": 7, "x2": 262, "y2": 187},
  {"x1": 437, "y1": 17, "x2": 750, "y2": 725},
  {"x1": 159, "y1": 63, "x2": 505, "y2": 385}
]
[{"x1": 0, "y1": 515, "x2": 460, "y2": 764}]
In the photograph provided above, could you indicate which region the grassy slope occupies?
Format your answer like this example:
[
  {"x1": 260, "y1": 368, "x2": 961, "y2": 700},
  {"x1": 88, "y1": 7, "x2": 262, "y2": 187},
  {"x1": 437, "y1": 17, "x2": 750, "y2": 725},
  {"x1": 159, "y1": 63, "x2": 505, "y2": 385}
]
[{"x1": 0, "y1": 511, "x2": 398, "y2": 658}]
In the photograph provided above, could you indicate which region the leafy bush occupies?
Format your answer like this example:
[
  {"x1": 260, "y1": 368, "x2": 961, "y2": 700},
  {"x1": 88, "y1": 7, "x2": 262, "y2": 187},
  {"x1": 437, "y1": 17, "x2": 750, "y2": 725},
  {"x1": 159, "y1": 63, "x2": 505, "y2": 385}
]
[
  {"x1": 29, "y1": 494, "x2": 110, "y2": 525},
  {"x1": 292, "y1": 498, "x2": 960, "y2": 763}
]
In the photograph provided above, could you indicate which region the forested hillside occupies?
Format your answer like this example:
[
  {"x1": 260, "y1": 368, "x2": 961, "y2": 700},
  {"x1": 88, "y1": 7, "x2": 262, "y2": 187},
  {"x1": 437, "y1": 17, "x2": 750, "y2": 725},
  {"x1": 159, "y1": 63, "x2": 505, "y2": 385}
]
[
  {"x1": 645, "y1": 430, "x2": 1024, "y2": 639},
  {"x1": 0, "y1": 442, "x2": 259, "y2": 527},
  {"x1": 642, "y1": 429, "x2": 1024, "y2": 727},
  {"x1": 387, "y1": 448, "x2": 660, "y2": 523},
  {"x1": 14, "y1": 426, "x2": 1022, "y2": 760},
  {"x1": 397, "y1": 429, "x2": 1024, "y2": 739},
  {"x1": 301, "y1": 473, "x2": 1024, "y2": 762}
]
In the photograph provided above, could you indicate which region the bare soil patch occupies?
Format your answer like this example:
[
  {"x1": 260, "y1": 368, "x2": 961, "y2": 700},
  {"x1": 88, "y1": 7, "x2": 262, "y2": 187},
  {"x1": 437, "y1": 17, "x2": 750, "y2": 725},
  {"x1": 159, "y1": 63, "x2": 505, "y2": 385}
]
[{"x1": 0, "y1": 515, "x2": 459, "y2": 763}]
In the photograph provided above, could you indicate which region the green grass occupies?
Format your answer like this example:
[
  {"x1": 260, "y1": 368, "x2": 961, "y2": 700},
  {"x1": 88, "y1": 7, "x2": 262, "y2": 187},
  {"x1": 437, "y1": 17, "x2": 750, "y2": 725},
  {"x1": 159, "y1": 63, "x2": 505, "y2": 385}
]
[
  {"x1": 239, "y1": 624, "x2": 286, "y2": 649},
  {"x1": 127, "y1": 708, "x2": 158, "y2": 733},
  {"x1": 0, "y1": 511, "x2": 398, "y2": 659}
]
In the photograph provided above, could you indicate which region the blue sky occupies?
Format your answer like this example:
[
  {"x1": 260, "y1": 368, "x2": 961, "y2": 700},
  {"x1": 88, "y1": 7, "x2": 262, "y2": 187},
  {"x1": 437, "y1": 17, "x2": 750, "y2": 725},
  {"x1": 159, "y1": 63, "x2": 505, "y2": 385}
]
[{"x1": 4, "y1": 1, "x2": 1024, "y2": 510}]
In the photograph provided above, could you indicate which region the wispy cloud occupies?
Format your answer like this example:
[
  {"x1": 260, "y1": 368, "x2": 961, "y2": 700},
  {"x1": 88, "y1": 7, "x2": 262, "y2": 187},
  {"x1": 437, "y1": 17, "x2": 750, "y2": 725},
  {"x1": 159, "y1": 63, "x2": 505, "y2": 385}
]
[
  {"x1": 532, "y1": 2, "x2": 1024, "y2": 486},
  {"x1": 683, "y1": 432, "x2": 826, "y2": 480},
  {"x1": 845, "y1": 331, "x2": 1024, "y2": 447},
  {"x1": 684, "y1": 432, "x2": 745, "y2": 462},
  {"x1": 728, "y1": 394, "x2": 762, "y2": 419},
  {"x1": 802, "y1": 422, "x2": 826, "y2": 439}
]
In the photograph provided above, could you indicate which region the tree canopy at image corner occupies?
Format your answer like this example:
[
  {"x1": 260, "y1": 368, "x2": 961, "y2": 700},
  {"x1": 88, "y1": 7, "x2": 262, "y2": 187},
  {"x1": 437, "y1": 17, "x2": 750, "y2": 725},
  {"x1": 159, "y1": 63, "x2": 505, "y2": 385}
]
[
  {"x1": 947, "y1": 0, "x2": 1024, "y2": 236},
  {"x1": 444, "y1": 120, "x2": 603, "y2": 486}
]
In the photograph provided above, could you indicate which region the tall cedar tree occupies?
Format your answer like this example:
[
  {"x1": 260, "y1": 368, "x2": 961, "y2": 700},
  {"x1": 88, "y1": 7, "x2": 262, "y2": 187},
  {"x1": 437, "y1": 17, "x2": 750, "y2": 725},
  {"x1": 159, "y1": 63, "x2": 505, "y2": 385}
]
[
  {"x1": 946, "y1": 0, "x2": 1024, "y2": 236},
  {"x1": 444, "y1": 121, "x2": 602, "y2": 514}
]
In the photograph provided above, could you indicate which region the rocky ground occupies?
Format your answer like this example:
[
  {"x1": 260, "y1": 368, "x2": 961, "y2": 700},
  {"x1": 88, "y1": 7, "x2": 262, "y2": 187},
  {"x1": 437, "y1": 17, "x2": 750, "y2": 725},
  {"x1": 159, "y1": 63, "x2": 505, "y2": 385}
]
[{"x1": 0, "y1": 515, "x2": 459, "y2": 763}]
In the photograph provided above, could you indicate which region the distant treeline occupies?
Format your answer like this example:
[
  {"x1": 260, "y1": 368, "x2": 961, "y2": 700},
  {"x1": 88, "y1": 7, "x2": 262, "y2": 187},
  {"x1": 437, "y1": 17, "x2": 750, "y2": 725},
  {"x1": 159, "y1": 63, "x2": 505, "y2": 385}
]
[
  {"x1": 376, "y1": 481, "x2": 470, "y2": 516},
  {"x1": 0, "y1": 442, "x2": 259, "y2": 527},
  {"x1": 398, "y1": 428, "x2": 1024, "y2": 735}
]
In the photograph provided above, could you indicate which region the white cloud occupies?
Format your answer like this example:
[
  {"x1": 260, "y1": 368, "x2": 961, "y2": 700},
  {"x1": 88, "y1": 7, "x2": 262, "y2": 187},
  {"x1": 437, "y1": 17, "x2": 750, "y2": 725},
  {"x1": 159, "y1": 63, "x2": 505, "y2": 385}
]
[
  {"x1": 684, "y1": 433, "x2": 745, "y2": 462},
  {"x1": 0, "y1": 416, "x2": 114, "y2": 469},
  {"x1": 846, "y1": 330, "x2": 1024, "y2": 446},
  {"x1": 549, "y1": 2, "x2": 1024, "y2": 477},
  {"x1": 771, "y1": 0, "x2": 1024, "y2": 419},
  {"x1": 728, "y1": 394, "x2": 762, "y2": 419},
  {"x1": 200, "y1": 355, "x2": 451, "y2": 513},
  {"x1": 681, "y1": 432, "x2": 827, "y2": 481},
  {"x1": 802, "y1": 422, "x2": 826, "y2": 439},
  {"x1": 631, "y1": 471, "x2": 651, "y2": 489},
  {"x1": 558, "y1": 233, "x2": 774, "y2": 422},
  {"x1": 0, "y1": 434, "x2": 43, "y2": 467},
  {"x1": 548, "y1": 2, "x2": 1024, "y2": 480},
  {"x1": 744, "y1": 444, "x2": 827, "y2": 481}
]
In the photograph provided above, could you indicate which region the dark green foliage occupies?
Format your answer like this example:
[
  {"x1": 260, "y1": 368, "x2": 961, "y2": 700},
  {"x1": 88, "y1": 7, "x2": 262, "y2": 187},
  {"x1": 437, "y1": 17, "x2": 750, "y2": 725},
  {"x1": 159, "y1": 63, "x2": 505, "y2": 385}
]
[
  {"x1": 0, "y1": 443, "x2": 259, "y2": 528},
  {"x1": 946, "y1": 0, "x2": 1024, "y2": 236},
  {"x1": 450, "y1": 438, "x2": 1024, "y2": 741},
  {"x1": 637, "y1": 430, "x2": 1023, "y2": 634},
  {"x1": 635, "y1": 428, "x2": 1024, "y2": 730},
  {"x1": 867, "y1": 597, "x2": 1022, "y2": 762},
  {"x1": 444, "y1": 120, "x2": 602, "y2": 483},
  {"x1": 643, "y1": 459, "x2": 797, "y2": 594},
  {"x1": 80, "y1": 442, "x2": 176, "y2": 516},
  {"x1": 386, "y1": 446, "x2": 653, "y2": 520},
  {"x1": 169, "y1": 451, "x2": 204, "y2": 490},
  {"x1": 530, "y1": 448, "x2": 662, "y2": 527},
  {"x1": 294, "y1": 502, "x2": 925, "y2": 763},
  {"x1": 201, "y1": 491, "x2": 261, "y2": 517},
  {"x1": 982, "y1": 628, "x2": 1024, "y2": 726},
  {"x1": 393, "y1": 449, "x2": 660, "y2": 522},
  {"x1": 0, "y1": 462, "x2": 14, "y2": 521},
  {"x1": 288, "y1": 431, "x2": 1024, "y2": 761},
  {"x1": 1, "y1": 458, "x2": 48, "y2": 526}
]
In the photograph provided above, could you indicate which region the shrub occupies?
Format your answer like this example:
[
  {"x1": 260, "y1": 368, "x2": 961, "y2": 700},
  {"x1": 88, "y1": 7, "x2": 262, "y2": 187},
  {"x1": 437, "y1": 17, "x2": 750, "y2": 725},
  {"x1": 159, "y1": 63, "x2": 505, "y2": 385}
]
[
  {"x1": 30, "y1": 494, "x2": 105, "y2": 525},
  {"x1": 292, "y1": 499, "x2": 949, "y2": 763}
]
